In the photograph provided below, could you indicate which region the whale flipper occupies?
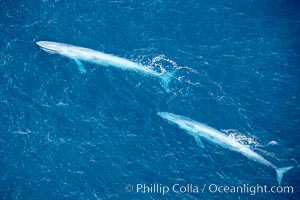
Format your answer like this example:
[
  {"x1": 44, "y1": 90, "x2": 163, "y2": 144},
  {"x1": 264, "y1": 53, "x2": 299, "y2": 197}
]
[
  {"x1": 276, "y1": 166, "x2": 293, "y2": 185},
  {"x1": 74, "y1": 59, "x2": 87, "y2": 73},
  {"x1": 195, "y1": 135, "x2": 205, "y2": 148}
]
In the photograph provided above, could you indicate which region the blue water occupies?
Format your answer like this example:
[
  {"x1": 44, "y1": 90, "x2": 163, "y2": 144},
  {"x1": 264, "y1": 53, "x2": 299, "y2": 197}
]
[{"x1": 1, "y1": 0, "x2": 299, "y2": 199}]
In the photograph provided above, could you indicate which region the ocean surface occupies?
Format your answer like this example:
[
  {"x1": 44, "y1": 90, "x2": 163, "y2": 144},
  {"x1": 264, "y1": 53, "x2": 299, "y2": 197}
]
[{"x1": 1, "y1": 0, "x2": 299, "y2": 199}]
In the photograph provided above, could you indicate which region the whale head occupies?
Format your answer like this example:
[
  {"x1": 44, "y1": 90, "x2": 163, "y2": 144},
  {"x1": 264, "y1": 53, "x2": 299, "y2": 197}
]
[{"x1": 157, "y1": 112, "x2": 200, "y2": 134}]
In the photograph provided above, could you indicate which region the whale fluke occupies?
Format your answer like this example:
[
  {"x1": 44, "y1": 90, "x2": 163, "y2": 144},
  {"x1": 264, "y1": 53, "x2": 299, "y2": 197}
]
[
  {"x1": 276, "y1": 166, "x2": 293, "y2": 185},
  {"x1": 160, "y1": 70, "x2": 176, "y2": 91}
]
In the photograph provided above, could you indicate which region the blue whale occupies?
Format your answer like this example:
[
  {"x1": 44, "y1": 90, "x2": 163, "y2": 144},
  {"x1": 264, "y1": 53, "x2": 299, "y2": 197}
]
[
  {"x1": 158, "y1": 112, "x2": 294, "y2": 185},
  {"x1": 36, "y1": 41, "x2": 175, "y2": 90}
]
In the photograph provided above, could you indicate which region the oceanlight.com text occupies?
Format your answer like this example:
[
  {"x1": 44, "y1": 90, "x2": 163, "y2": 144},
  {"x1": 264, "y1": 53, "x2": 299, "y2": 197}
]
[{"x1": 208, "y1": 184, "x2": 293, "y2": 195}]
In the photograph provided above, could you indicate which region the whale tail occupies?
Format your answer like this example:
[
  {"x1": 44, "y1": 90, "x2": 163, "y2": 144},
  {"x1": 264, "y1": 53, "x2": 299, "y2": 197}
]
[
  {"x1": 160, "y1": 70, "x2": 176, "y2": 91},
  {"x1": 276, "y1": 166, "x2": 293, "y2": 185}
]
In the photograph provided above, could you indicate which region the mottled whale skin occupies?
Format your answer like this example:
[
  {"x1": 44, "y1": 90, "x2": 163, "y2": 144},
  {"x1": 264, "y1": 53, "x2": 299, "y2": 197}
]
[
  {"x1": 157, "y1": 112, "x2": 293, "y2": 185},
  {"x1": 36, "y1": 41, "x2": 174, "y2": 90}
]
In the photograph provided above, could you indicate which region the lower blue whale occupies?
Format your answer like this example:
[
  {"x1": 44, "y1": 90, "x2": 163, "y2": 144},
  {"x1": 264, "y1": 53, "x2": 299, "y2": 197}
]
[{"x1": 157, "y1": 112, "x2": 294, "y2": 185}]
